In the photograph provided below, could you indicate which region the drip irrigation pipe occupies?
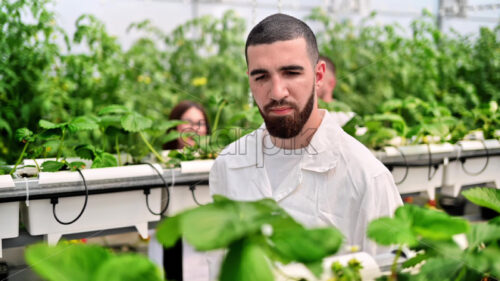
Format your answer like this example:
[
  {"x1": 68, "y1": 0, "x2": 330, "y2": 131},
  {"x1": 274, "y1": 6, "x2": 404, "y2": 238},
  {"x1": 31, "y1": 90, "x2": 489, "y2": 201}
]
[
  {"x1": 459, "y1": 140, "x2": 490, "y2": 176},
  {"x1": 143, "y1": 163, "x2": 171, "y2": 216},
  {"x1": 392, "y1": 147, "x2": 409, "y2": 185},
  {"x1": 51, "y1": 169, "x2": 88, "y2": 225},
  {"x1": 426, "y1": 144, "x2": 439, "y2": 181},
  {"x1": 189, "y1": 180, "x2": 205, "y2": 206}
]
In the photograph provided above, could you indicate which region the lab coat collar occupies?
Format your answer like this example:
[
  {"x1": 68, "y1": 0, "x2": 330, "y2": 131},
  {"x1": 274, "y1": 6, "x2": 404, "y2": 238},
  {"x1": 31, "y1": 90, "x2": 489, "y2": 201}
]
[{"x1": 226, "y1": 109, "x2": 341, "y2": 173}]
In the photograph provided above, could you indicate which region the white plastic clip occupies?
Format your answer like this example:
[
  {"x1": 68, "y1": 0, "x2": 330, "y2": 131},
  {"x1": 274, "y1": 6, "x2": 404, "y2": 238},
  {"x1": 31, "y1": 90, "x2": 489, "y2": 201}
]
[
  {"x1": 24, "y1": 177, "x2": 29, "y2": 207},
  {"x1": 170, "y1": 168, "x2": 175, "y2": 188}
]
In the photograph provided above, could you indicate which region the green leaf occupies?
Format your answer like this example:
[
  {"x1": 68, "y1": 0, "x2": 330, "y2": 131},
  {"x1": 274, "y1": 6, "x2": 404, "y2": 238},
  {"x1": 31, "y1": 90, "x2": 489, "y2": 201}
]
[
  {"x1": 39, "y1": 128, "x2": 62, "y2": 140},
  {"x1": 98, "y1": 115, "x2": 122, "y2": 129},
  {"x1": 399, "y1": 204, "x2": 469, "y2": 240},
  {"x1": 466, "y1": 223, "x2": 500, "y2": 249},
  {"x1": 156, "y1": 215, "x2": 182, "y2": 248},
  {"x1": 74, "y1": 144, "x2": 96, "y2": 160},
  {"x1": 180, "y1": 198, "x2": 293, "y2": 251},
  {"x1": 68, "y1": 161, "x2": 86, "y2": 171},
  {"x1": 94, "y1": 254, "x2": 163, "y2": 281},
  {"x1": 68, "y1": 116, "x2": 99, "y2": 132},
  {"x1": 155, "y1": 120, "x2": 186, "y2": 132},
  {"x1": 305, "y1": 260, "x2": 324, "y2": 278},
  {"x1": 0, "y1": 118, "x2": 12, "y2": 137},
  {"x1": 15, "y1": 128, "x2": 34, "y2": 142},
  {"x1": 39, "y1": 120, "x2": 66, "y2": 129},
  {"x1": 413, "y1": 257, "x2": 463, "y2": 281},
  {"x1": 489, "y1": 216, "x2": 500, "y2": 226},
  {"x1": 25, "y1": 243, "x2": 112, "y2": 281},
  {"x1": 121, "y1": 112, "x2": 152, "y2": 132},
  {"x1": 92, "y1": 152, "x2": 117, "y2": 168},
  {"x1": 271, "y1": 227, "x2": 343, "y2": 263},
  {"x1": 41, "y1": 161, "x2": 65, "y2": 172},
  {"x1": 367, "y1": 217, "x2": 417, "y2": 246},
  {"x1": 180, "y1": 201, "x2": 248, "y2": 251},
  {"x1": 402, "y1": 252, "x2": 430, "y2": 268},
  {"x1": 158, "y1": 131, "x2": 181, "y2": 145},
  {"x1": 220, "y1": 239, "x2": 274, "y2": 281},
  {"x1": 98, "y1": 105, "x2": 129, "y2": 115},
  {"x1": 462, "y1": 187, "x2": 500, "y2": 213},
  {"x1": 212, "y1": 194, "x2": 231, "y2": 203}
]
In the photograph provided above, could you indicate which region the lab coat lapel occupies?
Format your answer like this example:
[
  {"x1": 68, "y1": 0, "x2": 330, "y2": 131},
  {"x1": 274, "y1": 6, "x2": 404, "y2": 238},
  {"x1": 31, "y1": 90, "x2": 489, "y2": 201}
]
[{"x1": 272, "y1": 164, "x2": 302, "y2": 202}]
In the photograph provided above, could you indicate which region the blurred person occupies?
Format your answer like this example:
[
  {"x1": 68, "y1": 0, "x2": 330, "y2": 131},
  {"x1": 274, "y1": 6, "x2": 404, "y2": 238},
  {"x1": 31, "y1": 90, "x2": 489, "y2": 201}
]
[
  {"x1": 318, "y1": 54, "x2": 355, "y2": 126},
  {"x1": 150, "y1": 100, "x2": 210, "y2": 281},
  {"x1": 317, "y1": 55, "x2": 336, "y2": 103},
  {"x1": 163, "y1": 100, "x2": 210, "y2": 150}
]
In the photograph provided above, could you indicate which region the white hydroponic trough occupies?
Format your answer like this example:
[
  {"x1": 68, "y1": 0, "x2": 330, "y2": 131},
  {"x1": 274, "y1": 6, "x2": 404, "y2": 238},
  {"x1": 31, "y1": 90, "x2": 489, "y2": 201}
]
[
  {"x1": 0, "y1": 175, "x2": 19, "y2": 258},
  {"x1": 384, "y1": 144, "x2": 454, "y2": 200},
  {"x1": 21, "y1": 164, "x2": 164, "y2": 245},
  {"x1": 441, "y1": 140, "x2": 500, "y2": 197}
]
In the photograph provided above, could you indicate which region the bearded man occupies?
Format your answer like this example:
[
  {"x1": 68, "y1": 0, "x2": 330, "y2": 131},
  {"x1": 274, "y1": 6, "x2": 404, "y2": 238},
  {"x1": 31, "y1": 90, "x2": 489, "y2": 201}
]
[{"x1": 209, "y1": 13, "x2": 402, "y2": 256}]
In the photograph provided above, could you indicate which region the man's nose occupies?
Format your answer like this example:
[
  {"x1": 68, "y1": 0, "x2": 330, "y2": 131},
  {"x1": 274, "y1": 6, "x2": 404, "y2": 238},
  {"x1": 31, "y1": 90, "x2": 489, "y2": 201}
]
[{"x1": 269, "y1": 76, "x2": 289, "y2": 101}]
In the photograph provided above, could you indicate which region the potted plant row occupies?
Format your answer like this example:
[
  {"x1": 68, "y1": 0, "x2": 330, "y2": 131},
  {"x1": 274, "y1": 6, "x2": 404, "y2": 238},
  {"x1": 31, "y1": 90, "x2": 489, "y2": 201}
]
[
  {"x1": 22, "y1": 187, "x2": 500, "y2": 281},
  {"x1": 4, "y1": 105, "x2": 184, "y2": 244}
]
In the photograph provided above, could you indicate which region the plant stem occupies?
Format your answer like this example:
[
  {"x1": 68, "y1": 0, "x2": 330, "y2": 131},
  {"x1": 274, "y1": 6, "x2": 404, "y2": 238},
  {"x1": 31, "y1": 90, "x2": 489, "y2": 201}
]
[
  {"x1": 56, "y1": 128, "x2": 66, "y2": 161},
  {"x1": 389, "y1": 245, "x2": 403, "y2": 281},
  {"x1": 115, "y1": 135, "x2": 122, "y2": 166},
  {"x1": 33, "y1": 158, "x2": 40, "y2": 173},
  {"x1": 101, "y1": 128, "x2": 108, "y2": 151},
  {"x1": 10, "y1": 142, "x2": 30, "y2": 175},
  {"x1": 211, "y1": 100, "x2": 227, "y2": 134},
  {"x1": 454, "y1": 266, "x2": 467, "y2": 281},
  {"x1": 139, "y1": 131, "x2": 164, "y2": 163}
]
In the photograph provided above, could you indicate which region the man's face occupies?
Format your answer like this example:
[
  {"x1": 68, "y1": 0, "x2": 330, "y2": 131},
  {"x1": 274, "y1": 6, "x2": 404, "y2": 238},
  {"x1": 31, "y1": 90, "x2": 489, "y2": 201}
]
[{"x1": 247, "y1": 38, "x2": 324, "y2": 138}]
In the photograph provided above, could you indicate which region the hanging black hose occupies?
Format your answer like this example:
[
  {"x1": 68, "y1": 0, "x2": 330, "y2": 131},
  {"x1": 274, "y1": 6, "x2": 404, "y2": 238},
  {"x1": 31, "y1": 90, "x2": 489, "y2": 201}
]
[
  {"x1": 189, "y1": 180, "x2": 205, "y2": 206},
  {"x1": 143, "y1": 163, "x2": 170, "y2": 216},
  {"x1": 427, "y1": 143, "x2": 439, "y2": 181},
  {"x1": 459, "y1": 140, "x2": 490, "y2": 176},
  {"x1": 393, "y1": 146, "x2": 409, "y2": 185},
  {"x1": 51, "y1": 169, "x2": 88, "y2": 225}
]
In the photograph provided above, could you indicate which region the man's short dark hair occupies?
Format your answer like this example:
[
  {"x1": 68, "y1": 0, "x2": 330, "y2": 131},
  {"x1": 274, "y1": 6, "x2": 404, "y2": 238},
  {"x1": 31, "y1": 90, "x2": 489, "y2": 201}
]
[
  {"x1": 319, "y1": 55, "x2": 336, "y2": 75},
  {"x1": 245, "y1": 13, "x2": 319, "y2": 66}
]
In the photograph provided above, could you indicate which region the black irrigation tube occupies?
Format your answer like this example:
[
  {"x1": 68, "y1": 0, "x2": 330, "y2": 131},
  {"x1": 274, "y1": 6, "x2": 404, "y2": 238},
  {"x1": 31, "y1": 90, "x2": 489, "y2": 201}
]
[
  {"x1": 143, "y1": 163, "x2": 170, "y2": 216},
  {"x1": 459, "y1": 140, "x2": 490, "y2": 176},
  {"x1": 386, "y1": 147, "x2": 409, "y2": 185},
  {"x1": 189, "y1": 180, "x2": 206, "y2": 206},
  {"x1": 427, "y1": 144, "x2": 438, "y2": 181},
  {"x1": 51, "y1": 169, "x2": 88, "y2": 225}
]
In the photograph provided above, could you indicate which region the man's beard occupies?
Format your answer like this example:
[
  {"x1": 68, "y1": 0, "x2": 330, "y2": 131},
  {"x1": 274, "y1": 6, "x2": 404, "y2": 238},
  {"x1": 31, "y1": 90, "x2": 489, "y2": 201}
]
[{"x1": 259, "y1": 85, "x2": 315, "y2": 139}]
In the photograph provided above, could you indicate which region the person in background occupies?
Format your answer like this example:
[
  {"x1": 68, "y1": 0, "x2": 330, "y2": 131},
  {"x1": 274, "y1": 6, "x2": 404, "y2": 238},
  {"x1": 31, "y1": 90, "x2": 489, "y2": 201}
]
[
  {"x1": 317, "y1": 54, "x2": 355, "y2": 126},
  {"x1": 163, "y1": 100, "x2": 210, "y2": 150},
  {"x1": 317, "y1": 55, "x2": 336, "y2": 103},
  {"x1": 150, "y1": 100, "x2": 210, "y2": 281}
]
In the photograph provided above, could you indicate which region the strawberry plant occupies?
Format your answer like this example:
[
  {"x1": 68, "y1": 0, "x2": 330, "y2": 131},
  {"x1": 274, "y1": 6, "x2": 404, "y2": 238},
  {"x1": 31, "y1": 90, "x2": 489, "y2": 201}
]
[
  {"x1": 97, "y1": 105, "x2": 183, "y2": 164},
  {"x1": 368, "y1": 187, "x2": 500, "y2": 281},
  {"x1": 156, "y1": 195, "x2": 344, "y2": 281},
  {"x1": 25, "y1": 243, "x2": 163, "y2": 281}
]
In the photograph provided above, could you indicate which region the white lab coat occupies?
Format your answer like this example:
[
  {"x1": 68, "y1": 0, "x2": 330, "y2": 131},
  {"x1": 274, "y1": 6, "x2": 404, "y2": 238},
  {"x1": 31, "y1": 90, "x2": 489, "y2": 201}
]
[{"x1": 209, "y1": 109, "x2": 403, "y2": 255}]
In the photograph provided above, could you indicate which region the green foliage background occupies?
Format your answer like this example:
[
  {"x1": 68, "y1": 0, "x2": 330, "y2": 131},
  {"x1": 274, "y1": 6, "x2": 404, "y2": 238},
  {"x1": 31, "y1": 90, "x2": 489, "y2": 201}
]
[{"x1": 1, "y1": 1, "x2": 499, "y2": 163}]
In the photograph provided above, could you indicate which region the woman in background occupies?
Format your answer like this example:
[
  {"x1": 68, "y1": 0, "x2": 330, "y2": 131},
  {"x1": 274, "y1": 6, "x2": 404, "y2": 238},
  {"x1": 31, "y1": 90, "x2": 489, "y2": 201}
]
[
  {"x1": 163, "y1": 100, "x2": 210, "y2": 150},
  {"x1": 151, "y1": 100, "x2": 210, "y2": 281}
]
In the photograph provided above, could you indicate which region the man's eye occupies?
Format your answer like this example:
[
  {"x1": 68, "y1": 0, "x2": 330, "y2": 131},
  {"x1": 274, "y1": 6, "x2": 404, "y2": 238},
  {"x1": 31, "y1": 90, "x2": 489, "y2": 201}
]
[
  {"x1": 286, "y1": 71, "x2": 300, "y2": 76},
  {"x1": 255, "y1": 75, "x2": 267, "y2": 81}
]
